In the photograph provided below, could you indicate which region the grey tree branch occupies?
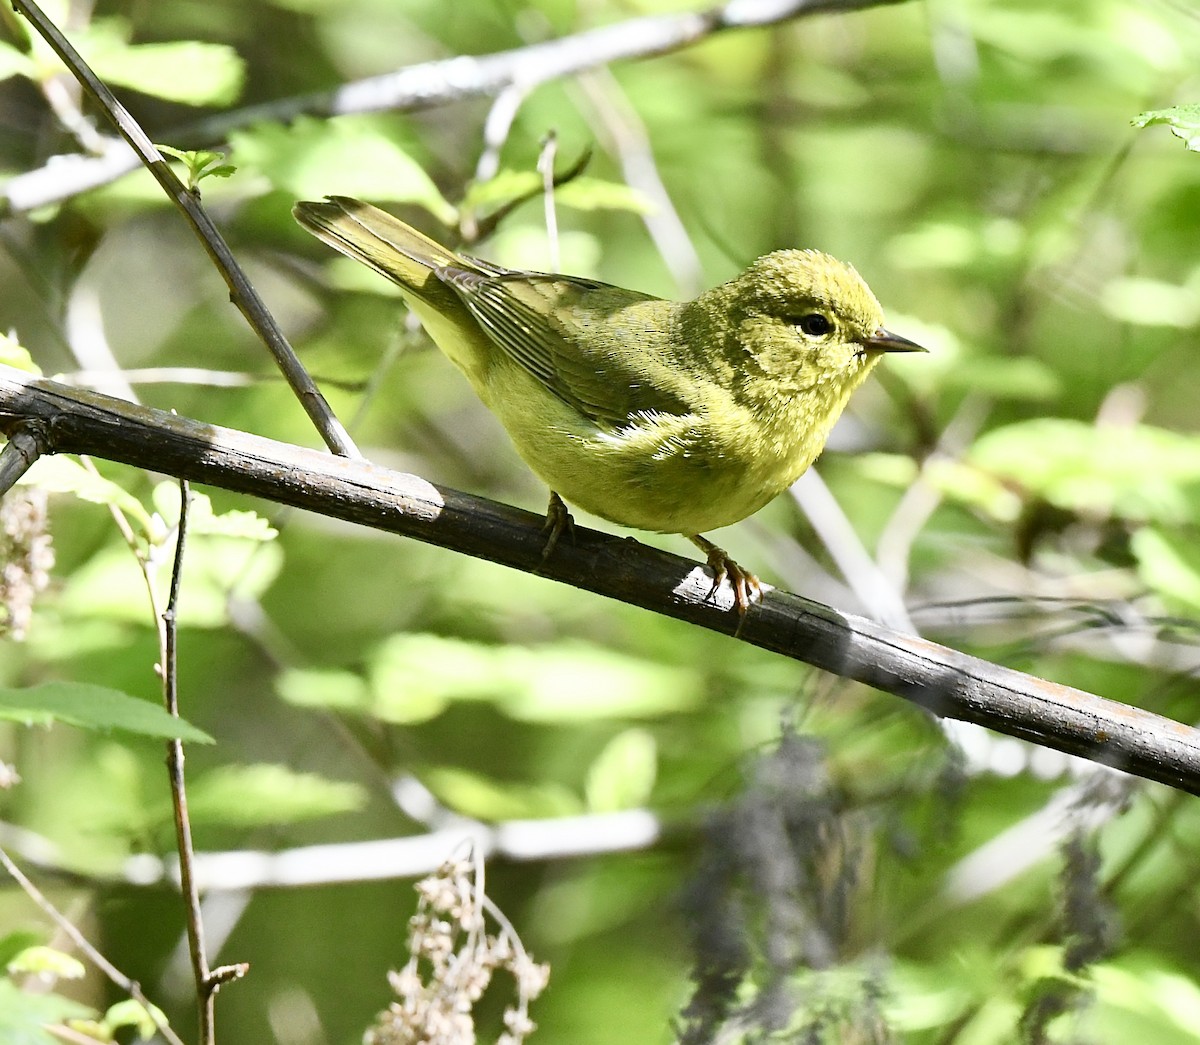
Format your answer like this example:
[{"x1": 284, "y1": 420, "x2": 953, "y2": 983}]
[
  {"x1": 2, "y1": 363, "x2": 1199, "y2": 795},
  {"x1": 0, "y1": 0, "x2": 909, "y2": 216},
  {"x1": 1, "y1": 805, "x2": 667, "y2": 892}
]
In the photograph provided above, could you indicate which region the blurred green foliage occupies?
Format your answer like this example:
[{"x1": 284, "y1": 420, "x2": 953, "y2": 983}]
[{"x1": 3, "y1": 0, "x2": 1200, "y2": 1042}]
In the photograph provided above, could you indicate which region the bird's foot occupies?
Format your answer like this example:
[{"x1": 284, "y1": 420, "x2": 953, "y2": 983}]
[
  {"x1": 541, "y1": 491, "x2": 575, "y2": 563},
  {"x1": 688, "y1": 535, "x2": 762, "y2": 622}
]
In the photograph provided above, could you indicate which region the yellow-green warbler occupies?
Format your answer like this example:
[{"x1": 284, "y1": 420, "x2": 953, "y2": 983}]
[{"x1": 294, "y1": 196, "x2": 923, "y2": 613}]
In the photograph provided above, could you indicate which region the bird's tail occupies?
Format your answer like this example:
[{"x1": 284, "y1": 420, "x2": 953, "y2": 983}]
[{"x1": 293, "y1": 196, "x2": 463, "y2": 293}]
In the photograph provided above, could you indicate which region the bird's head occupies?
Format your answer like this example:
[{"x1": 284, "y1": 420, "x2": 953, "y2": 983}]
[{"x1": 717, "y1": 250, "x2": 923, "y2": 396}]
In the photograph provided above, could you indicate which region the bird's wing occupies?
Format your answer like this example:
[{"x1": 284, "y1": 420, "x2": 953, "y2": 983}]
[{"x1": 437, "y1": 266, "x2": 692, "y2": 429}]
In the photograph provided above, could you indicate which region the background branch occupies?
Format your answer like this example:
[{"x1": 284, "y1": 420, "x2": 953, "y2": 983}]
[
  {"x1": 2, "y1": 363, "x2": 1198, "y2": 795},
  {"x1": 0, "y1": 0, "x2": 909, "y2": 216}
]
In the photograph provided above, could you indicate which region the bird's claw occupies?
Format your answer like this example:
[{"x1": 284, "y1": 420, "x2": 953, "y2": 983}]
[
  {"x1": 690, "y1": 535, "x2": 762, "y2": 626},
  {"x1": 541, "y1": 491, "x2": 575, "y2": 563}
]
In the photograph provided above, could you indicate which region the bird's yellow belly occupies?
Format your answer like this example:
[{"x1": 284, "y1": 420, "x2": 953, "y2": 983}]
[{"x1": 497, "y1": 397, "x2": 817, "y2": 536}]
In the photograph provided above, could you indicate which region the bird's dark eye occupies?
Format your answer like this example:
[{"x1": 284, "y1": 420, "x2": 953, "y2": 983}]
[{"x1": 793, "y1": 313, "x2": 833, "y2": 336}]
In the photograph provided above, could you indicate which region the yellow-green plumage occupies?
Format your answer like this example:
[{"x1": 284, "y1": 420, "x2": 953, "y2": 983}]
[{"x1": 294, "y1": 195, "x2": 922, "y2": 609}]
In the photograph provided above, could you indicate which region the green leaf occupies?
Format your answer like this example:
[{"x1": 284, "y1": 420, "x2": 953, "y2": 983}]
[
  {"x1": 1102, "y1": 275, "x2": 1200, "y2": 328},
  {"x1": 0, "y1": 42, "x2": 35, "y2": 83},
  {"x1": 1131, "y1": 528, "x2": 1200, "y2": 612},
  {"x1": 462, "y1": 171, "x2": 653, "y2": 217},
  {"x1": 0, "y1": 980, "x2": 93, "y2": 1045},
  {"x1": 179, "y1": 764, "x2": 365, "y2": 826},
  {"x1": 365, "y1": 634, "x2": 701, "y2": 725},
  {"x1": 554, "y1": 177, "x2": 654, "y2": 214},
  {"x1": 461, "y1": 170, "x2": 542, "y2": 212},
  {"x1": 960, "y1": 419, "x2": 1200, "y2": 524},
  {"x1": 230, "y1": 116, "x2": 456, "y2": 225},
  {"x1": 0, "y1": 682, "x2": 213, "y2": 743},
  {"x1": 156, "y1": 145, "x2": 237, "y2": 191},
  {"x1": 585, "y1": 728, "x2": 657, "y2": 812},
  {"x1": 276, "y1": 668, "x2": 370, "y2": 711},
  {"x1": 0, "y1": 335, "x2": 39, "y2": 375},
  {"x1": 6, "y1": 946, "x2": 85, "y2": 980},
  {"x1": 938, "y1": 356, "x2": 1061, "y2": 400},
  {"x1": 424, "y1": 766, "x2": 582, "y2": 820},
  {"x1": 21, "y1": 457, "x2": 150, "y2": 533},
  {"x1": 0, "y1": 933, "x2": 44, "y2": 971},
  {"x1": 100, "y1": 998, "x2": 166, "y2": 1036},
  {"x1": 1132, "y1": 105, "x2": 1200, "y2": 151},
  {"x1": 81, "y1": 22, "x2": 245, "y2": 106},
  {"x1": 151, "y1": 484, "x2": 277, "y2": 542},
  {"x1": 102, "y1": 998, "x2": 168, "y2": 1040},
  {"x1": 1091, "y1": 960, "x2": 1200, "y2": 1040}
]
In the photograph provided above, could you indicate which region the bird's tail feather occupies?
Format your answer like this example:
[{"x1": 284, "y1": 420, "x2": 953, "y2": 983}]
[{"x1": 292, "y1": 196, "x2": 463, "y2": 292}]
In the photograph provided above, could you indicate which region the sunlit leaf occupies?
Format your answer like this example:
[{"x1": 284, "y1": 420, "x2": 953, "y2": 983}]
[
  {"x1": 176, "y1": 764, "x2": 366, "y2": 826},
  {"x1": 0, "y1": 933, "x2": 44, "y2": 971},
  {"x1": 1132, "y1": 105, "x2": 1200, "y2": 151},
  {"x1": 461, "y1": 170, "x2": 542, "y2": 212},
  {"x1": 0, "y1": 980, "x2": 93, "y2": 1045},
  {"x1": 1131, "y1": 528, "x2": 1200, "y2": 611},
  {"x1": 81, "y1": 22, "x2": 245, "y2": 106},
  {"x1": 0, "y1": 682, "x2": 212, "y2": 742},
  {"x1": 1102, "y1": 276, "x2": 1200, "y2": 327},
  {"x1": 0, "y1": 41, "x2": 35, "y2": 82},
  {"x1": 6, "y1": 946, "x2": 85, "y2": 980},
  {"x1": 938, "y1": 356, "x2": 1061, "y2": 400},
  {"x1": 554, "y1": 178, "x2": 654, "y2": 214},
  {"x1": 230, "y1": 116, "x2": 456, "y2": 225},
  {"x1": 960, "y1": 419, "x2": 1200, "y2": 523},
  {"x1": 424, "y1": 766, "x2": 582, "y2": 820},
  {"x1": 0, "y1": 334, "x2": 39, "y2": 374},
  {"x1": 276, "y1": 668, "x2": 370, "y2": 711},
  {"x1": 151, "y1": 483, "x2": 277, "y2": 542},
  {"x1": 20, "y1": 457, "x2": 150, "y2": 532},
  {"x1": 102, "y1": 999, "x2": 168, "y2": 1040},
  {"x1": 365, "y1": 634, "x2": 701, "y2": 725},
  {"x1": 585, "y1": 728, "x2": 657, "y2": 812}
]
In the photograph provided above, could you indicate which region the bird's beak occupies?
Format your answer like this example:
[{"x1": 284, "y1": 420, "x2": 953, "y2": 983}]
[{"x1": 864, "y1": 327, "x2": 926, "y2": 353}]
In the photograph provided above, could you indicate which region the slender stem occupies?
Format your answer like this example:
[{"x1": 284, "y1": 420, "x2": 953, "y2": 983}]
[
  {"x1": 537, "y1": 133, "x2": 560, "y2": 272},
  {"x1": 161, "y1": 479, "x2": 221, "y2": 1045}
]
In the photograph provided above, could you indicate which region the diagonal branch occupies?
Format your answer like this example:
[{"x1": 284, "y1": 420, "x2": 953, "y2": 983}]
[
  {"x1": 2, "y1": 363, "x2": 1199, "y2": 795},
  {"x1": 0, "y1": 0, "x2": 911, "y2": 215}
]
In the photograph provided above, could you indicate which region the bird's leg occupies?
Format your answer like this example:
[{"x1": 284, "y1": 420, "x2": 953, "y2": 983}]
[
  {"x1": 541, "y1": 491, "x2": 575, "y2": 562},
  {"x1": 688, "y1": 534, "x2": 762, "y2": 618}
]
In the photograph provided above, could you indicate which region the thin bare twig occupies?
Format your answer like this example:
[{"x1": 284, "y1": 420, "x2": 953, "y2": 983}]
[
  {"x1": 0, "y1": 846, "x2": 187, "y2": 1045},
  {"x1": 161, "y1": 480, "x2": 224, "y2": 1045},
  {"x1": 537, "y1": 132, "x2": 561, "y2": 272},
  {"x1": 2, "y1": 805, "x2": 667, "y2": 892},
  {"x1": 789, "y1": 469, "x2": 914, "y2": 632},
  {"x1": 475, "y1": 84, "x2": 531, "y2": 184},
  {"x1": 3, "y1": 365, "x2": 1199, "y2": 795},
  {"x1": 876, "y1": 393, "x2": 989, "y2": 592},
  {"x1": 576, "y1": 69, "x2": 706, "y2": 296},
  {"x1": 8, "y1": 0, "x2": 360, "y2": 460}
]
